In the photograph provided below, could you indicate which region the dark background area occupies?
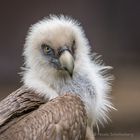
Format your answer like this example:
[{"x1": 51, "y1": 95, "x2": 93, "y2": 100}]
[{"x1": 0, "y1": 0, "x2": 140, "y2": 139}]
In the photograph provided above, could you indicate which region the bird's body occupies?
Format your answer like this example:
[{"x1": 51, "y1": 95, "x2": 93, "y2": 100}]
[
  {"x1": 0, "y1": 15, "x2": 114, "y2": 140},
  {"x1": 0, "y1": 87, "x2": 87, "y2": 140}
]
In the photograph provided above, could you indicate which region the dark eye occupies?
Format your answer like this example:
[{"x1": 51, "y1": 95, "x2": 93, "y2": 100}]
[{"x1": 41, "y1": 44, "x2": 53, "y2": 55}]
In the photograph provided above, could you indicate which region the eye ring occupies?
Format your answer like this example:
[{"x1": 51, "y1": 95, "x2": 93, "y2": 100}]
[{"x1": 41, "y1": 44, "x2": 52, "y2": 55}]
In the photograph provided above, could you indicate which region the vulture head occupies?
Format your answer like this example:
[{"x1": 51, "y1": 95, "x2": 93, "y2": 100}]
[{"x1": 23, "y1": 15, "x2": 90, "y2": 81}]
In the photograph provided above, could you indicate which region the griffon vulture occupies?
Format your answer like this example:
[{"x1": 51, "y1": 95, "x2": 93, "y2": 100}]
[{"x1": 0, "y1": 15, "x2": 114, "y2": 140}]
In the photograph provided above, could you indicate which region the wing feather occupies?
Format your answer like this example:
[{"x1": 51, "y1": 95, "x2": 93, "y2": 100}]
[
  {"x1": 0, "y1": 86, "x2": 46, "y2": 133},
  {"x1": 0, "y1": 94, "x2": 87, "y2": 140}
]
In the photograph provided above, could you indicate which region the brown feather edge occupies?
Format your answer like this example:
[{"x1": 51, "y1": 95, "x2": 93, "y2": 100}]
[{"x1": 0, "y1": 86, "x2": 46, "y2": 134}]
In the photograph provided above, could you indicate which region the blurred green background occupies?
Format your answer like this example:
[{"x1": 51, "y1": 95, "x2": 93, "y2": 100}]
[{"x1": 0, "y1": 0, "x2": 140, "y2": 139}]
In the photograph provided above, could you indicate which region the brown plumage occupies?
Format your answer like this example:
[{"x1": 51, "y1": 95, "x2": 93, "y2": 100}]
[{"x1": 0, "y1": 86, "x2": 90, "y2": 140}]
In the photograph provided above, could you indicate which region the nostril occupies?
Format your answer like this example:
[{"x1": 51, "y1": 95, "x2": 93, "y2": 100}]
[{"x1": 58, "y1": 47, "x2": 71, "y2": 57}]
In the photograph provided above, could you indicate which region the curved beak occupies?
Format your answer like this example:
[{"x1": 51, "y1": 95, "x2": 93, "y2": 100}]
[{"x1": 59, "y1": 49, "x2": 74, "y2": 77}]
